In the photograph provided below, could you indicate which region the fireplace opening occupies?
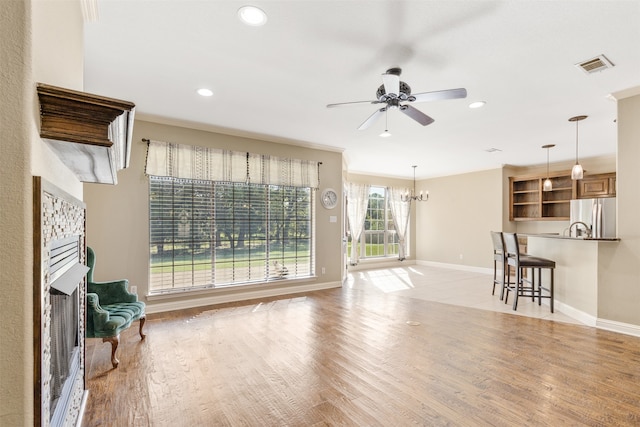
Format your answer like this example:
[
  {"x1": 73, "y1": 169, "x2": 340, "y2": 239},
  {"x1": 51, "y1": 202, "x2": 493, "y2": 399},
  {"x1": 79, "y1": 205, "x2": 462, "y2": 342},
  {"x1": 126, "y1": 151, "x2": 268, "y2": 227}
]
[
  {"x1": 50, "y1": 288, "x2": 79, "y2": 422},
  {"x1": 47, "y1": 235, "x2": 88, "y2": 426}
]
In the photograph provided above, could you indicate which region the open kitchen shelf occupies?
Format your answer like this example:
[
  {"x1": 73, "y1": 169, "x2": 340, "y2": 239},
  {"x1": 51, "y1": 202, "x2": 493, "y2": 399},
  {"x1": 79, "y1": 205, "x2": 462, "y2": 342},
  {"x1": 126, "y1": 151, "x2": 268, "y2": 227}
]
[{"x1": 509, "y1": 172, "x2": 576, "y2": 221}]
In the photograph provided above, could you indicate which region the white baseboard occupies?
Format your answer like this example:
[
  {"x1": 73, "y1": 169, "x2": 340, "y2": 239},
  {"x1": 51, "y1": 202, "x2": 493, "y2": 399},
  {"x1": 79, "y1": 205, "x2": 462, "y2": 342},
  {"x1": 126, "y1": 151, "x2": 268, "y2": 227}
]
[
  {"x1": 596, "y1": 318, "x2": 640, "y2": 338},
  {"x1": 521, "y1": 299, "x2": 640, "y2": 338},
  {"x1": 416, "y1": 259, "x2": 493, "y2": 276},
  {"x1": 145, "y1": 280, "x2": 342, "y2": 314},
  {"x1": 553, "y1": 300, "x2": 598, "y2": 327},
  {"x1": 419, "y1": 261, "x2": 640, "y2": 337}
]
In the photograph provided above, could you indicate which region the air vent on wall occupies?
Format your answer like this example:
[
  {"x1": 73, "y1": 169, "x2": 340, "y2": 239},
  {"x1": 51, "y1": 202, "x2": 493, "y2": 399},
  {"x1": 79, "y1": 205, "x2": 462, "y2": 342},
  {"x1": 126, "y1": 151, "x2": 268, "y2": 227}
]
[{"x1": 575, "y1": 54, "x2": 614, "y2": 74}]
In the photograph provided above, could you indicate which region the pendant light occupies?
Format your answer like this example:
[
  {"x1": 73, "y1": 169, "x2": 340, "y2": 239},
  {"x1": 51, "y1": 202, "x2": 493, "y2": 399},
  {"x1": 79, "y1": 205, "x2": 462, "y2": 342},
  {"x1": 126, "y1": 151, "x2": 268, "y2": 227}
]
[
  {"x1": 380, "y1": 108, "x2": 391, "y2": 138},
  {"x1": 569, "y1": 115, "x2": 587, "y2": 180},
  {"x1": 542, "y1": 144, "x2": 555, "y2": 191}
]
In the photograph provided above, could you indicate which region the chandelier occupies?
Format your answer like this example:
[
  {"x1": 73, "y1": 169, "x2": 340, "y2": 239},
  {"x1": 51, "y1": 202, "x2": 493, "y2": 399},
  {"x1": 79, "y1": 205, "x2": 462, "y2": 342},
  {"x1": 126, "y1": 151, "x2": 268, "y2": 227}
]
[{"x1": 401, "y1": 165, "x2": 429, "y2": 202}]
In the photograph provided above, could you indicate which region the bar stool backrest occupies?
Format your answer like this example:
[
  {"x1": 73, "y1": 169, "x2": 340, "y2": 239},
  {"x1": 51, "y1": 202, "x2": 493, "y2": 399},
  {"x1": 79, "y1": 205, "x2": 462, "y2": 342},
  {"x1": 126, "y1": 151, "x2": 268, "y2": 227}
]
[
  {"x1": 503, "y1": 232, "x2": 520, "y2": 267},
  {"x1": 490, "y1": 231, "x2": 504, "y2": 256}
]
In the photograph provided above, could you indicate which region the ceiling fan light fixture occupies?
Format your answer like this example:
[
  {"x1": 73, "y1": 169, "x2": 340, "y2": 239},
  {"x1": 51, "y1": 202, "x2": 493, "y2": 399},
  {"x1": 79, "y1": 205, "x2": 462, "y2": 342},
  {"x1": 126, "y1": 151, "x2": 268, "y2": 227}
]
[
  {"x1": 469, "y1": 101, "x2": 486, "y2": 109},
  {"x1": 327, "y1": 67, "x2": 466, "y2": 131},
  {"x1": 380, "y1": 130, "x2": 392, "y2": 138},
  {"x1": 238, "y1": 6, "x2": 267, "y2": 26}
]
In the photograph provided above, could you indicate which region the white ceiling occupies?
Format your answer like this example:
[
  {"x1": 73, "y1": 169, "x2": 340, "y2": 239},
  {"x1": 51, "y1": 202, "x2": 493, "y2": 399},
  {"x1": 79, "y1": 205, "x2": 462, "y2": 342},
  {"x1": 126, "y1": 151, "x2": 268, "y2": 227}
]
[{"x1": 83, "y1": 1, "x2": 640, "y2": 180}]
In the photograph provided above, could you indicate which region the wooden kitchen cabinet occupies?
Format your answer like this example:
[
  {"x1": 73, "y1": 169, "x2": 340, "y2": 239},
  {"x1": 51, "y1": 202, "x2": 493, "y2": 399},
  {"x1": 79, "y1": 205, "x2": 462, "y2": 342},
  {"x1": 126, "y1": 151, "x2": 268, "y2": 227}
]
[
  {"x1": 577, "y1": 172, "x2": 616, "y2": 198},
  {"x1": 509, "y1": 172, "x2": 576, "y2": 221}
]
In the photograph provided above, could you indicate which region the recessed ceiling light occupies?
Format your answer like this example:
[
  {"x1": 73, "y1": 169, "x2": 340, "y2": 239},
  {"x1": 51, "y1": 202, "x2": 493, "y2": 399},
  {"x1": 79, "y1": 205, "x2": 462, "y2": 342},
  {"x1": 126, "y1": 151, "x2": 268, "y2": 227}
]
[
  {"x1": 238, "y1": 6, "x2": 267, "y2": 26},
  {"x1": 469, "y1": 101, "x2": 486, "y2": 109},
  {"x1": 197, "y1": 88, "x2": 213, "y2": 97}
]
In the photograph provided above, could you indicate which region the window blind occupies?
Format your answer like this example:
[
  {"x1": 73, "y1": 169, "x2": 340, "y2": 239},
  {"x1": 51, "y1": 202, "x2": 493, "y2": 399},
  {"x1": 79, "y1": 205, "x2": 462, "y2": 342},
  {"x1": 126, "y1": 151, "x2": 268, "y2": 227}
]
[{"x1": 149, "y1": 177, "x2": 314, "y2": 292}]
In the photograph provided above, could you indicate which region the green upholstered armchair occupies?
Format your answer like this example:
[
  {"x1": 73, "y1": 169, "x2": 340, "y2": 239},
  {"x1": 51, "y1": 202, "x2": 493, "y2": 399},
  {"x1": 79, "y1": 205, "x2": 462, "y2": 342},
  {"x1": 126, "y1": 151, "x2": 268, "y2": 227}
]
[{"x1": 86, "y1": 247, "x2": 146, "y2": 368}]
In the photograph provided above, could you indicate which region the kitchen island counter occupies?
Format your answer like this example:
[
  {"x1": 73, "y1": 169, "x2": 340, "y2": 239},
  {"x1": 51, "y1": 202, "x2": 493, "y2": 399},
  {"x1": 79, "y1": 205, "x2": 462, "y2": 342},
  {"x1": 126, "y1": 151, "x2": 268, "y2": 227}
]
[
  {"x1": 525, "y1": 234, "x2": 620, "y2": 325},
  {"x1": 522, "y1": 233, "x2": 620, "y2": 242}
]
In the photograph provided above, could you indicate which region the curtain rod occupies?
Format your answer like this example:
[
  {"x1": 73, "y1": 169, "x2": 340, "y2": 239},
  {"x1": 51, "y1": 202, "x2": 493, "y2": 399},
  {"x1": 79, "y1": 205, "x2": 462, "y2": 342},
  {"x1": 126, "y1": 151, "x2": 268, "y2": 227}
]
[{"x1": 140, "y1": 138, "x2": 322, "y2": 164}]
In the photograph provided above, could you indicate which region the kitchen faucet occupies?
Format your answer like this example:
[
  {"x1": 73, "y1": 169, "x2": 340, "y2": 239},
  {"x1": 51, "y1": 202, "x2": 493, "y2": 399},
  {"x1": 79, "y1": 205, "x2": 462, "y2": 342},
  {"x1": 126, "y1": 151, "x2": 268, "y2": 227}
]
[{"x1": 568, "y1": 221, "x2": 592, "y2": 238}]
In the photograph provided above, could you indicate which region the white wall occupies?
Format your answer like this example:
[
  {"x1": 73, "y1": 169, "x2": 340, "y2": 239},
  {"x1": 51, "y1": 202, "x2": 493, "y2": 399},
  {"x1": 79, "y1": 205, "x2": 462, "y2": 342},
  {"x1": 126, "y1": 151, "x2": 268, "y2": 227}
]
[
  {"x1": 416, "y1": 168, "x2": 504, "y2": 269},
  {"x1": 0, "y1": 3, "x2": 33, "y2": 424},
  {"x1": 1, "y1": 1, "x2": 83, "y2": 425},
  {"x1": 597, "y1": 90, "x2": 640, "y2": 326},
  {"x1": 30, "y1": 0, "x2": 84, "y2": 198}
]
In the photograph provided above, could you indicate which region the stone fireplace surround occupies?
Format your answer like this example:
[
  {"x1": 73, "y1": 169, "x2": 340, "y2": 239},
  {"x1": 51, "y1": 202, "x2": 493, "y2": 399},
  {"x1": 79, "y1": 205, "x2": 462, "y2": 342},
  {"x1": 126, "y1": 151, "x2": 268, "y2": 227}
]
[{"x1": 33, "y1": 177, "x2": 87, "y2": 427}]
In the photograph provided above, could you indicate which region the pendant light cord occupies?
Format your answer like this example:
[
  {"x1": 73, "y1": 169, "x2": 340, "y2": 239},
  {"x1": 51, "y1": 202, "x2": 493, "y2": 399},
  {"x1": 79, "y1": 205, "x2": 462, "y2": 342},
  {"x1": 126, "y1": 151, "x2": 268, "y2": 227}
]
[
  {"x1": 547, "y1": 147, "x2": 550, "y2": 177},
  {"x1": 575, "y1": 119, "x2": 579, "y2": 163}
]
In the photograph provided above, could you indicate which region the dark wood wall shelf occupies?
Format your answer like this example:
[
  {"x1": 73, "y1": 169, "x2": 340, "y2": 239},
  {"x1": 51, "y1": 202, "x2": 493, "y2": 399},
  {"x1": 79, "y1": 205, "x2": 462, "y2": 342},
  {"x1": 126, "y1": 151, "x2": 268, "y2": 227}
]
[
  {"x1": 510, "y1": 171, "x2": 617, "y2": 221},
  {"x1": 37, "y1": 83, "x2": 135, "y2": 185},
  {"x1": 509, "y1": 172, "x2": 576, "y2": 221}
]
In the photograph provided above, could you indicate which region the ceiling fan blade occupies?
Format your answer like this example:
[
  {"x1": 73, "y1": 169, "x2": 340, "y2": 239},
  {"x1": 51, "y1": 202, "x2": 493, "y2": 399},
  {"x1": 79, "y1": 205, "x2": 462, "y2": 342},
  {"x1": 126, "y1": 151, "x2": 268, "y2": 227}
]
[
  {"x1": 358, "y1": 107, "x2": 386, "y2": 130},
  {"x1": 410, "y1": 88, "x2": 467, "y2": 103},
  {"x1": 399, "y1": 105, "x2": 434, "y2": 126},
  {"x1": 327, "y1": 100, "x2": 380, "y2": 108},
  {"x1": 382, "y1": 72, "x2": 400, "y2": 97}
]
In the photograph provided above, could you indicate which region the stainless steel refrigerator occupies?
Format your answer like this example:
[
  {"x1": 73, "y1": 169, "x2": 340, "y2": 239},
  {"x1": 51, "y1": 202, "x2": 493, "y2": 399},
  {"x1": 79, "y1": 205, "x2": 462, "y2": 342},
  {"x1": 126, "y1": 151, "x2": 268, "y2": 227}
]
[{"x1": 569, "y1": 198, "x2": 616, "y2": 238}]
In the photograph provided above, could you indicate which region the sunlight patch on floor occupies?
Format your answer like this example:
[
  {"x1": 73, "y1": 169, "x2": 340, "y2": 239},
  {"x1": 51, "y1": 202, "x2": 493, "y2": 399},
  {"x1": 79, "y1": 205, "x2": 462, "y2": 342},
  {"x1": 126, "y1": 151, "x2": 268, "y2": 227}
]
[
  {"x1": 356, "y1": 268, "x2": 416, "y2": 293},
  {"x1": 348, "y1": 265, "x2": 582, "y2": 325}
]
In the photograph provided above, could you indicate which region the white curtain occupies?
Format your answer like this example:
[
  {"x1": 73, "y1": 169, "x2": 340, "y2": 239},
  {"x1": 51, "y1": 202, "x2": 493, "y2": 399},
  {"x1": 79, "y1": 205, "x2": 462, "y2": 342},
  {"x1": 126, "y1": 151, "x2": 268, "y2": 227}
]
[
  {"x1": 145, "y1": 139, "x2": 320, "y2": 188},
  {"x1": 345, "y1": 182, "x2": 370, "y2": 265},
  {"x1": 389, "y1": 187, "x2": 411, "y2": 261}
]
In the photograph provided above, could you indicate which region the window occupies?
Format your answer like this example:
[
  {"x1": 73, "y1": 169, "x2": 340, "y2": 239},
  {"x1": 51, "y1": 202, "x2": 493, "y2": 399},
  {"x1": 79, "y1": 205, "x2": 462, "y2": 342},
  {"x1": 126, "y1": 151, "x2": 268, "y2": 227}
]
[
  {"x1": 149, "y1": 176, "x2": 314, "y2": 293},
  {"x1": 352, "y1": 186, "x2": 400, "y2": 258}
]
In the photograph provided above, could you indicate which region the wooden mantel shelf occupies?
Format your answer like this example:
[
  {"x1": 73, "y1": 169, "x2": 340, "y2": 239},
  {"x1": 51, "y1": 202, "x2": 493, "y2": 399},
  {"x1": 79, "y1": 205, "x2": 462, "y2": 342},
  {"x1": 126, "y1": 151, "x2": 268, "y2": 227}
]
[{"x1": 37, "y1": 83, "x2": 135, "y2": 185}]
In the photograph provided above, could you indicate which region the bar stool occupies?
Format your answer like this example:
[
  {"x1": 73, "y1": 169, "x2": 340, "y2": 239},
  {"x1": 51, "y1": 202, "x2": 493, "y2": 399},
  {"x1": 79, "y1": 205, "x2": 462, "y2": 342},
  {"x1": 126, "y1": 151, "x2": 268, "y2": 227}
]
[
  {"x1": 502, "y1": 232, "x2": 556, "y2": 312},
  {"x1": 490, "y1": 231, "x2": 506, "y2": 300}
]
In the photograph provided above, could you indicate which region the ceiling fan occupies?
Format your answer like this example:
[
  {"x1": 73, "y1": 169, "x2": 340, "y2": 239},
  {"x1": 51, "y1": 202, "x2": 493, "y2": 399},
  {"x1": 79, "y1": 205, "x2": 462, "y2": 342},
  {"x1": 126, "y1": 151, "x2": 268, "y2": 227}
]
[{"x1": 327, "y1": 67, "x2": 467, "y2": 129}]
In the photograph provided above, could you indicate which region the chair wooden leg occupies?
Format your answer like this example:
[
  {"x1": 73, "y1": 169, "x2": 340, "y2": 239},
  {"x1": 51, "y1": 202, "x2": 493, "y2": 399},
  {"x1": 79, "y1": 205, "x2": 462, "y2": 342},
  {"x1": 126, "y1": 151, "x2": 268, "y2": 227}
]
[
  {"x1": 103, "y1": 335, "x2": 120, "y2": 368},
  {"x1": 550, "y1": 270, "x2": 554, "y2": 313},
  {"x1": 498, "y1": 273, "x2": 504, "y2": 300},
  {"x1": 492, "y1": 260, "x2": 497, "y2": 295},
  {"x1": 512, "y1": 267, "x2": 520, "y2": 311},
  {"x1": 139, "y1": 315, "x2": 147, "y2": 340},
  {"x1": 504, "y1": 265, "x2": 510, "y2": 304},
  {"x1": 537, "y1": 268, "x2": 543, "y2": 306},
  {"x1": 531, "y1": 268, "x2": 536, "y2": 301}
]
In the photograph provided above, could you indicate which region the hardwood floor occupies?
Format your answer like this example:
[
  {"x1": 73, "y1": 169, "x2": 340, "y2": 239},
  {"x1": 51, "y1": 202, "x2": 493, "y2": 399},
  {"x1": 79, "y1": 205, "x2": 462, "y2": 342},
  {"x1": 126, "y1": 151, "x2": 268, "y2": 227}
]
[{"x1": 83, "y1": 266, "x2": 640, "y2": 426}]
